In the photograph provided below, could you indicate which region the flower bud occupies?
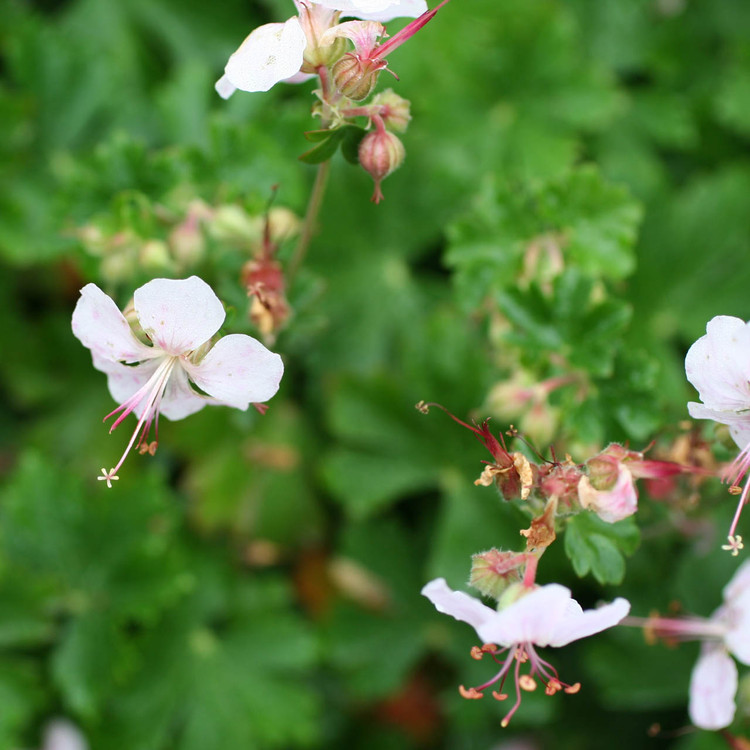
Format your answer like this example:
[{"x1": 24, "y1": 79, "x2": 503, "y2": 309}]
[
  {"x1": 358, "y1": 127, "x2": 405, "y2": 204},
  {"x1": 332, "y1": 54, "x2": 383, "y2": 101},
  {"x1": 470, "y1": 548, "x2": 525, "y2": 600},
  {"x1": 371, "y1": 89, "x2": 412, "y2": 133},
  {"x1": 139, "y1": 239, "x2": 173, "y2": 271},
  {"x1": 209, "y1": 205, "x2": 258, "y2": 244}
]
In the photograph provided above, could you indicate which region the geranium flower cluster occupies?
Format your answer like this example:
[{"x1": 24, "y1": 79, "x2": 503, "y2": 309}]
[
  {"x1": 215, "y1": 0, "x2": 450, "y2": 202},
  {"x1": 415, "y1": 401, "x2": 700, "y2": 527},
  {"x1": 415, "y1": 401, "x2": 707, "y2": 726}
]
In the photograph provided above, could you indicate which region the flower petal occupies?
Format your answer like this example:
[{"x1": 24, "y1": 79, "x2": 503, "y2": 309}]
[
  {"x1": 685, "y1": 316, "x2": 750, "y2": 415},
  {"x1": 223, "y1": 19, "x2": 306, "y2": 94},
  {"x1": 310, "y1": 0, "x2": 428, "y2": 22},
  {"x1": 477, "y1": 584, "x2": 574, "y2": 647},
  {"x1": 421, "y1": 578, "x2": 497, "y2": 634},
  {"x1": 43, "y1": 719, "x2": 89, "y2": 750},
  {"x1": 578, "y1": 466, "x2": 638, "y2": 524},
  {"x1": 134, "y1": 276, "x2": 225, "y2": 355},
  {"x1": 722, "y1": 559, "x2": 750, "y2": 665},
  {"x1": 547, "y1": 597, "x2": 630, "y2": 647},
  {"x1": 688, "y1": 646, "x2": 738, "y2": 730},
  {"x1": 215, "y1": 74, "x2": 237, "y2": 99},
  {"x1": 159, "y1": 364, "x2": 211, "y2": 420},
  {"x1": 72, "y1": 284, "x2": 153, "y2": 364},
  {"x1": 183, "y1": 334, "x2": 284, "y2": 409}
]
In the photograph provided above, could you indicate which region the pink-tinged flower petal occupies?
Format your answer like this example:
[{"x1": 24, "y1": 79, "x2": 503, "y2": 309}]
[
  {"x1": 320, "y1": 19, "x2": 384, "y2": 54},
  {"x1": 548, "y1": 597, "x2": 630, "y2": 647},
  {"x1": 184, "y1": 334, "x2": 284, "y2": 409},
  {"x1": 421, "y1": 578, "x2": 498, "y2": 633},
  {"x1": 688, "y1": 646, "x2": 738, "y2": 730},
  {"x1": 724, "y1": 559, "x2": 750, "y2": 602},
  {"x1": 686, "y1": 316, "x2": 750, "y2": 414},
  {"x1": 282, "y1": 71, "x2": 317, "y2": 84},
  {"x1": 310, "y1": 0, "x2": 427, "y2": 21},
  {"x1": 134, "y1": 276, "x2": 225, "y2": 355},
  {"x1": 578, "y1": 466, "x2": 638, "y2": 524},
  {"x1": 222, "y1": 19, "x2": 306, "y2": 94},
  {"x1": 477, "y1": 584, "x2": 575, "y2": 647},
  {"x1": 722, "y1": 560, "x2": 750, "y2": 664},
  {"x1": 215, "y1": 74, "x2": 237, "y2": 99},
  {"x1": 72, "y1": 284, "x2": 153, "y2": 364},
  {"x1": 159, "y1": 364, "x2": 211, "y2": 420}
]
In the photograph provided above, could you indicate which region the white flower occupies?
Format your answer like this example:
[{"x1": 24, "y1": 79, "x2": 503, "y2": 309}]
[
  {"x1": 422, "y1": 578, "x2": 629, "y2": 726},
  {"x1": 638, "y1": 559, "x2": 750, "y2": 730},
  {"x1": 72, "y1": 276, "x2": 283, "y2": 485},
  {"x1": 214, "y1": 0, "x2": 428, "y2": 98},
  {"x1": 688, "y1": 559, "x2": 750, "y2": 729},
  {"x1": 686, "y1": 315, "x2": 750, "y2": 449},
  {"x1": 685, "y1": 315, "x2": 750, "y2": 554}
]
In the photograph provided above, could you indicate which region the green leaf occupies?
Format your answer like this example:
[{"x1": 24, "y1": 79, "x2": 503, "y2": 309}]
[
  {"x1": 564, "y1": 513, "x2": 640, "y2": 585},
  {"x1": 298, "y1": 129, "x2": 345, "y2": 164},
  {"x1": 52, "y1": 612, "x2": 127, "y2": 719},
  {"x1": 101, "y1": 576, "x2": 319, "y2": 750}
]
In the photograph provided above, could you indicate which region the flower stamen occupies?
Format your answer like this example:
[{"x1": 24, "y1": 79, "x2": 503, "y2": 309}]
[{"x1": 97, "y1": 356, "x2": 177, "y2": 485}]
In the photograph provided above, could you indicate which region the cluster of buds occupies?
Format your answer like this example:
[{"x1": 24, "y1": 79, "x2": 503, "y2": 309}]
[
  {"x1": 415, "y1": 401, "x2": 705, "y2": 529},
  {"x1": 74, "y1": 200, "x2": 213, "y2": 284},
  {"x1": 215, "y1": 0, "x2": 450, "y2": 202}
]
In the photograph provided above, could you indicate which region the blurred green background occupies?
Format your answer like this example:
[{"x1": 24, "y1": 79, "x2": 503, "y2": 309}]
[{"x1": 1, "y1": 0, "x2": 750, "y2": 747}]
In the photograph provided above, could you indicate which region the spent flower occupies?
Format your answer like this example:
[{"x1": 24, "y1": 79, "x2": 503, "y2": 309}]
[
  {"x1": 72, "y1": 276, "x2": 284, "y2": 485},
  {"x1": 422, "y1": 578, "x2": 630, "y2": 726}
]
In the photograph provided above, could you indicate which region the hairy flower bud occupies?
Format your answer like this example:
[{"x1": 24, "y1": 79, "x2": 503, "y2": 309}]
[
  {"x1": 358, "y1": 125, "x2": 405, "y2": 204},
  {"x1": 470, "y1": 548, "x2": 526, "y2": 600},
  {"x1": 371, "y1": 89, "x2": 411, "y2": 132}
]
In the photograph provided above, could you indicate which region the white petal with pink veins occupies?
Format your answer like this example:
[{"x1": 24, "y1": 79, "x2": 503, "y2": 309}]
[
  {"x1": 689, "y1": 646, "x2": 738, "y2": 730},
  {"x1": 185, "y1": 334, "x2": 284, "y2": 409},
  {"x1": 134, "y1": 276, "x2": 225, "y2": 355},
  {"x1": 72, "y1": 284, "x2": 153, "y2": 364},
  {"x1": 223, "y1": 19, "x2": 306, "y2": 94}
]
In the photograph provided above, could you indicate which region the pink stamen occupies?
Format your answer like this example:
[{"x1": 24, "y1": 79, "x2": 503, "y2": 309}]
[
  {"x1": 721, "y1": 441, "x2": 750, "y2": 554},
  {"x1": 376, "y1": 0, "x2": 451, "y2": 58},
  {"x1": 461, "y1": 642, "x2": 580, "y2": 727},
  {"x1": 98, "y1": 357, "x2": 177, "y2": 486}
]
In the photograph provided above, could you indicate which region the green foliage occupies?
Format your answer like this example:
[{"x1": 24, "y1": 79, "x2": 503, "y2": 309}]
[
  {"x1": 564, "y1": 514, "x2": 640, "y2": 585},
  {"x1": 2, "y1": 0, "x2": 750, "y2": 746}
]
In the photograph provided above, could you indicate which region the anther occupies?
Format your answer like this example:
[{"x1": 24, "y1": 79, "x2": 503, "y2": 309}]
[{"x1": 458, "y1": 685, "x2": 483, "y2": 699}]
